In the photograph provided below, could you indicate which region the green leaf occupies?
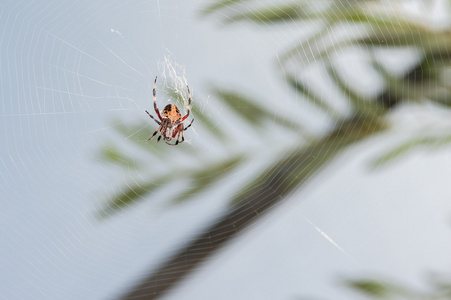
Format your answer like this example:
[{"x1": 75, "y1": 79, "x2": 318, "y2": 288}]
[
  {"x1": 324, "y1": 65, "x2": 387, "y2": 116},
  {"x1": 212, "y1": 87, "x2": 307, "y2": 134},
  {"x1": 100, "y1": 143, "x2": 140, "y2": 169},
  {"x1": 358, "y1": 27, "x2": 451, "y2": 51},
  {"x1": 97, "y1": 175, "x2": 173, "y2": 218},
  {"x1": 199, "y1": 0, "x2": 249, "y2": 17},
  {"x1": 286, "y1": 74, "x2": 344, "y2": 120},
  {"x1": 213, "y1": 88, "x2": 267, "y2": 125},
  {"x1": 223, "y1": 3, "x2": 307, "y2": 24},
  {"x1": 347, "y1": 280, "x2": 393, "y2": 298},
  {"x1": 173, "y1": 155, "x2": 244, "y2": 203},
  {"x1": 372, "y1": 135, "x2": 451, "y2": 168},
  {"x1": 345, "y1": 278, "x2": 422, "y2": 299}
]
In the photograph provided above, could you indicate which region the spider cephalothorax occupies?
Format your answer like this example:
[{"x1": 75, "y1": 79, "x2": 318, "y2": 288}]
[{"x1": 145, "y1": 76, "x2": 194, "y2": 146}]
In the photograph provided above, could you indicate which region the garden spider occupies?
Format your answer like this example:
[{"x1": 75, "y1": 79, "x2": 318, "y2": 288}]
[{"x1": 145, "y1": 76, "x2": 194, "y2": 146}]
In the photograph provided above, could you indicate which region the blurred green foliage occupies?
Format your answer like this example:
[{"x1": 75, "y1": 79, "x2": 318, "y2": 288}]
[
  {"x1": 344, "y1": 274, "x2": 451, "y2": 299},
  {"x1": 102, "y1": 0, "x2": 451, "y2": 214},
  {"x1": 109, "y1": 1, "x2": 451, "y2": 298}
]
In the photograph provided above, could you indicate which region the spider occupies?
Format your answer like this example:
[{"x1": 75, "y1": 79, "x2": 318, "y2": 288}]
[{"x1": 145, "y1": 76, "x2": 194, "y2": 146}]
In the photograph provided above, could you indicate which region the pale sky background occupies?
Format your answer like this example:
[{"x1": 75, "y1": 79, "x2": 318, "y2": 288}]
[{"x1": 1, "y1": 0, "x2": 451, "y2": 299}]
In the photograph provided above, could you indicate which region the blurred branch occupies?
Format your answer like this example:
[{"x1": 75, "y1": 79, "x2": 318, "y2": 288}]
[
  {"x1": 120, "y1": 114, "x2": 385, "y2": 299},
  {"x1": 114, "y1": 0, "x2": 451, "y2": 298}
]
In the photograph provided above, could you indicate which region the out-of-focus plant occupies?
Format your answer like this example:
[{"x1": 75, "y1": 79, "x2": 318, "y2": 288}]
[
  {"x1": 200, "y1": 0, "x2": 451, "y2": 164},
  {"x1": 343, "y1": 273, "x2": 451, "y2": 299},
  {"x1": 101, "y1": 1, "x2": 451, "y2": 299}
]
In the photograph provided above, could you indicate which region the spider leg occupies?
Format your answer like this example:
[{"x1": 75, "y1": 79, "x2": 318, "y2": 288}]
[
  {"x1": 170, "y1": 125, "x2": 181, "y2": 138},
  {"x1": 145, "y1": 110, "x2": 161, "y2": 125},
  {"x1": 179, "y1": 129, "x2": 185, "y2": 144},
  {"x1": 184, "y1": 119, "x2": 194, "y2": 131},
  {"x1": 178, "y1": 127, "x2": 185, "y2": 144},
  {"x1": 148, "y1": 128, "x2": 160, "y2": 141},
  {"x1": 166, "y1": 125, "x2": 184, "y2": 146},
  {"x1": 153, "y1": 76, "x2": 163, "y2": 121},
  {"x1": 181, "y1": 84, "x2": 191, "y2": 121},
  {"x1": 166, "y1": 137, "x2": 181, "y2": 146}
]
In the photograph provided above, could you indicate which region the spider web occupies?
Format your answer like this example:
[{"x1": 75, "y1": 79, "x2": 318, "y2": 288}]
[{"x1": 2, "y1": 0, "x2": 451, "y2": 299}]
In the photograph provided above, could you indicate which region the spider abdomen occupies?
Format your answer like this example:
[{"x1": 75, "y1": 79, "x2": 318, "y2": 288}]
[{"x1": 162, "y1": 104, "x2": 181, "y2": 122}]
